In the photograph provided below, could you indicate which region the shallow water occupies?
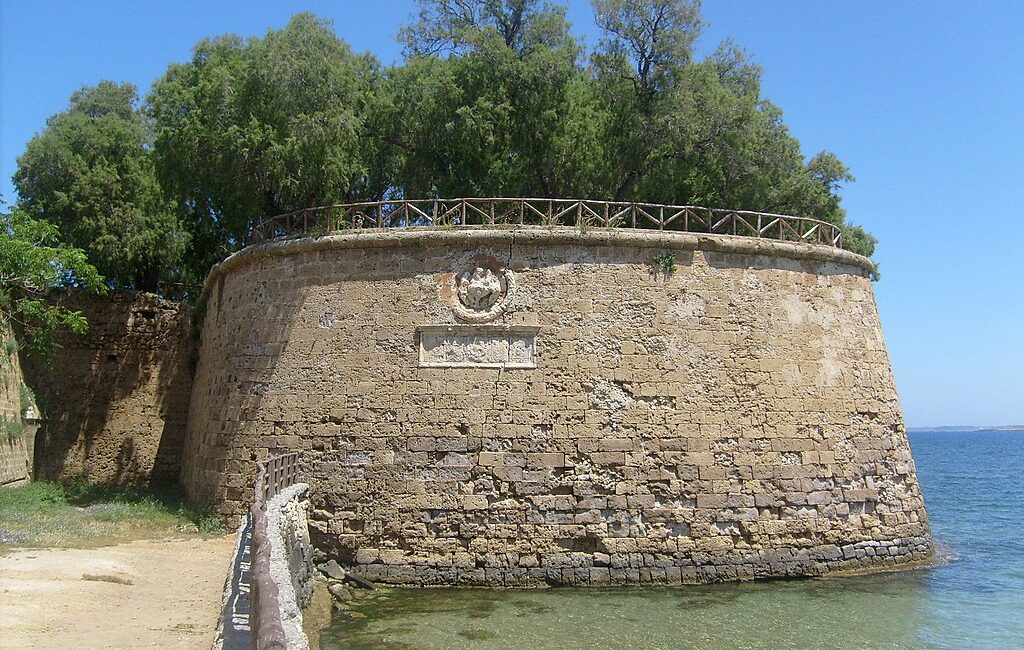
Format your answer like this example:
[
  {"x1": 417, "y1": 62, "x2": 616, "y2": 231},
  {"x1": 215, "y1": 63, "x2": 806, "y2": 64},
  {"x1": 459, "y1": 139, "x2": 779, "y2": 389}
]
[{"x1": 320, "y1": 430, "x2": 1024, "y2": 649}]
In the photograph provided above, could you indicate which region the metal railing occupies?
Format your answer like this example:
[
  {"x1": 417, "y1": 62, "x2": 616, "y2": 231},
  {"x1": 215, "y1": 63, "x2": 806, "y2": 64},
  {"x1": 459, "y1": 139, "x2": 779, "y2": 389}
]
[
  {"x1": 249, "y1": 452, "x2": 301, "y2": 650},
  {"x1": 249, "y1": 198, "x2": 844, "y2": 248}
]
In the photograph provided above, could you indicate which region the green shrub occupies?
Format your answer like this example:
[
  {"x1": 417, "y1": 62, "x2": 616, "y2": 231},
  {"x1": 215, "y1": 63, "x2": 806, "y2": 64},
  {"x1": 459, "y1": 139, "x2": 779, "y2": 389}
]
[{"x1": 652, "y1": 251, "x2": 677, "y2": 276}]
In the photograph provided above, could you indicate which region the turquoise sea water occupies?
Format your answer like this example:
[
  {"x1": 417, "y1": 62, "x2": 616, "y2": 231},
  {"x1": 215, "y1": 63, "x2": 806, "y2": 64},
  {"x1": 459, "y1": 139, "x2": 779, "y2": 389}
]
[{"x1": 321, "y1": 430, "x2": 1024, "y2": 649}]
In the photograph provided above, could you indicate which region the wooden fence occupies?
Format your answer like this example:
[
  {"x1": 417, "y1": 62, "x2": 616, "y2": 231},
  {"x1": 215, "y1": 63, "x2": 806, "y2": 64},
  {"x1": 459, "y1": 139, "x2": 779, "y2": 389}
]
[{"x1": 248, "y1": 198, "x2": 844, "y2": 249}]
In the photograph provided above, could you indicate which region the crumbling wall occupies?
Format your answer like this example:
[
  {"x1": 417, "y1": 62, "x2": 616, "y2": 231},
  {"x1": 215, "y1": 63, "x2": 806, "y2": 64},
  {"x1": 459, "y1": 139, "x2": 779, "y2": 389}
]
[
  {"x1": 22, "y1": 290, "x2": 194, "y2": 486},
  {"x1": 0, "y1": 318, "x2": 32, "y2": 486}
]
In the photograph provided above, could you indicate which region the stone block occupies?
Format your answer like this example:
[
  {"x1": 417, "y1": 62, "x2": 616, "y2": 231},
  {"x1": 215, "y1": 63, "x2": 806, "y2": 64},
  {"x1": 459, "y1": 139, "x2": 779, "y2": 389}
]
[{"x1": 592, "y1": 452, "x2": 626, "y2": 466}]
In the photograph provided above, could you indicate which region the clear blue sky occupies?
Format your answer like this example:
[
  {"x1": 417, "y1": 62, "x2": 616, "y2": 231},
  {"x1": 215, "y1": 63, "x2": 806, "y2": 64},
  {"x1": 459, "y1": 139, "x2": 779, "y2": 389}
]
[{"x1": 2, "y1": 1, "x2": 1022, "y2": 427}]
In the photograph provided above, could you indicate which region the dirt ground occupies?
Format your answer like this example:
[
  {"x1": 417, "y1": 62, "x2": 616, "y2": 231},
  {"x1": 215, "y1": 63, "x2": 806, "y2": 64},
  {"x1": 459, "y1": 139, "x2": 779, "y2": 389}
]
[{"x1": 0, "y1": 534, "x2": 235, "y2": 649}]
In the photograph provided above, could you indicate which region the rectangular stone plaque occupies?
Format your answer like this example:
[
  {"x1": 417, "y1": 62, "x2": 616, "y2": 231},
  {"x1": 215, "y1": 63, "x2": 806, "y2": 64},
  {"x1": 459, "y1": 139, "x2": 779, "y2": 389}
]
[{"x1": 417, "y1": 325, "x2": 539, "y2": 369}]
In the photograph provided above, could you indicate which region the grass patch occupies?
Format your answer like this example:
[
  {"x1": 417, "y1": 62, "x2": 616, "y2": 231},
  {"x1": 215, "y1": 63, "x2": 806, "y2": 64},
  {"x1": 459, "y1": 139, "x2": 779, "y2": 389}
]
[{"x1": 0, "y1": 480, "x2": 223, "y2": 548}]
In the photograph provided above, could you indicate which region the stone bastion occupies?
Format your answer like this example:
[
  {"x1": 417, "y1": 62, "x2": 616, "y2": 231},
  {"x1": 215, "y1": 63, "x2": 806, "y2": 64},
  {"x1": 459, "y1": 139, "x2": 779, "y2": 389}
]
[{"x1": 181, "y1": 226, "x2": 932, "y2": 586}]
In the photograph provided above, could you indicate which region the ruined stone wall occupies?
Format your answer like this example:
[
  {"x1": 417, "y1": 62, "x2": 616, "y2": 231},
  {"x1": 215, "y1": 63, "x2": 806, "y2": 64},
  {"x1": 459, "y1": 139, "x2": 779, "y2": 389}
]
[
  {"x1": 0, "y1": 437, "x2": 32, "y2": 487},
  {"x1": 23, "y1": 291, "x2": 194, "y2": 486},
  {"x1": 0, "y1": 318, "x2": 32, "y2": 486},
  {"x1": 182, "y1": 228, "x2": 931, "y2": 585}
]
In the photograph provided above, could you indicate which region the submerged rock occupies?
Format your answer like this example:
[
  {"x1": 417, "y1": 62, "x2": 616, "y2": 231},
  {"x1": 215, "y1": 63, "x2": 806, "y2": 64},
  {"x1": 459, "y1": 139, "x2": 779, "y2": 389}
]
[
  {"x1": 344, "y1": 572, "x2": 376, "y2": 590},
  {"x1": 328, "y1": 582, "x2": 354, "y2": 602},
  {"x1": 318, "y1": 559, "x2": 346, "y2": 581}
]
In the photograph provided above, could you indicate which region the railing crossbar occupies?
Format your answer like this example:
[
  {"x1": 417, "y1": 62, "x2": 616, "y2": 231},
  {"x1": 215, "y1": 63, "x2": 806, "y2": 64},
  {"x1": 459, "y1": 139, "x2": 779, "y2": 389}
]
[{"x1": 248, "y1": 198, "x2": 844, "y2": 249}]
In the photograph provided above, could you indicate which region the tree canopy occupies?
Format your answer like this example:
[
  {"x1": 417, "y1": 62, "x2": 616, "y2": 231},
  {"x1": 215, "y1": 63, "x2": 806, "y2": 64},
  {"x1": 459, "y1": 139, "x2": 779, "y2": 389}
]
[
  {"x1": 147, "y1": 14, "x2": 380, "y2": 284},
  {"x1": 13, "y1": 81, "x2": 187, "y2": 294},
  {"x1": 13, "y1": 2, "x2": 877, "y2": 299}
]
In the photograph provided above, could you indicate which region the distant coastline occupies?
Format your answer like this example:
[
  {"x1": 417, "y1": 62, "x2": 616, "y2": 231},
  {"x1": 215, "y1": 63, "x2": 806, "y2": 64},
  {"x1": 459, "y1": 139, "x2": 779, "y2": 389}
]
[{"x1": 908, "y1": 425, "x2": 1024, "y2": 433}]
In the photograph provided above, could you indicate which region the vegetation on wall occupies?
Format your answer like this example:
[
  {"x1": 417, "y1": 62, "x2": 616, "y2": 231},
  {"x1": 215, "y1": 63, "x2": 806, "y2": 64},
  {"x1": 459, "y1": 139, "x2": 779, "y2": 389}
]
[
  {"x1": 652, "y1": 251, "x2": 677, "y2": 277},
  {"x1": 19, "y1": 381, "x2": 36, "y2": 416},
  {"x1": 12, "y1": 0, "x2": 877, "y2": 299}
]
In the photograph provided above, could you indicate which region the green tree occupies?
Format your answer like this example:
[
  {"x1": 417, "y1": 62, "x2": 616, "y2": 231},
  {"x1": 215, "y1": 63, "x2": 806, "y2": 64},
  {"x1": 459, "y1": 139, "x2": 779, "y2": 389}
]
[
  {"x1": 148, "y1": 13, "x2": 380, "y2": 282},
  {"x1": 400, "y1": 0, "x2": 570, "y2": 56},
  {"x1": 590, "y1": 0, "x2": 702, "y2": 199},
  {"x1": 584, "y1": 6, "x2": 868, "y2": 259},
  {"x1": 385, "y1": 0, "x2": 608, "y2": 198},
  {"x1": 13, "y1": 81, "x2": 186, "y2": 294},
  {"x1": 0, "y1": 205, "x2": 104, "y2": 359},
  {"x1": 593, "y1": 0, "x2": 701, "y2": 98},
  {"x1": 139, "y1": 3, "x2": 875, "y2": 274}
]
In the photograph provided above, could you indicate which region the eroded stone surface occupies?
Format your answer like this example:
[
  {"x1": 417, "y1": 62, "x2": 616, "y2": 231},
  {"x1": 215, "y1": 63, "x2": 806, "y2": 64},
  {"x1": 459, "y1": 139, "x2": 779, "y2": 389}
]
[
  {"x1": 457, "y1": 268, "x2": 502, "y2": 310},
  {"x1": 22, "y1": 290, "x2": 194, "y2": 486},
  {"x1": 181, "y1": 228, "x2": 931, "y2": 586},
  {"x1": 0, "y1": 318, "x2": 32, "y2": 486}
]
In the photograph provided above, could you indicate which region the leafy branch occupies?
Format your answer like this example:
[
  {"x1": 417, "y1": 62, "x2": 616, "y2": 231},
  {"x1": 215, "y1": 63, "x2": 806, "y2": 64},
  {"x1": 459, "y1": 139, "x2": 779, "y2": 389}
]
[{"x1": 1, "y1": 206, "x2": 105, "y2": 360}]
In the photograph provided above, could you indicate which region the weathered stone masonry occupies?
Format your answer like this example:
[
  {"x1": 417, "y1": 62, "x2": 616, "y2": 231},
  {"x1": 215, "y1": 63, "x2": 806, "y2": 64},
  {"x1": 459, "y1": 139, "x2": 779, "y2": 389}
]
[
  {"x1": 1, "y1": 319, "x2": 34, "y2": 486},
  {"x1": 181, "y1": 227, "x2": 932, "y2": 586},
  {"x1": 23, "y1": 291, "x2": 194, "y2": 486}
]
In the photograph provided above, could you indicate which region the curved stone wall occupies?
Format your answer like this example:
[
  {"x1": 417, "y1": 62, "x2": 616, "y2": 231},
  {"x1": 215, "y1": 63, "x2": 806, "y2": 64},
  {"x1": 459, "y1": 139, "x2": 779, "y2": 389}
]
[{"x1": 181, "y1": 227, "x2": 931, "y2": 585}]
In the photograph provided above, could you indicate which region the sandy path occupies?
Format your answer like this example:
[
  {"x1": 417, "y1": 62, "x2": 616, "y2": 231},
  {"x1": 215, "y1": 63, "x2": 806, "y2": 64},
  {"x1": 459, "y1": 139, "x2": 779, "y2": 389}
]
[{"x1": 0, "y1": 534, "x2": 235, "y2": 649}]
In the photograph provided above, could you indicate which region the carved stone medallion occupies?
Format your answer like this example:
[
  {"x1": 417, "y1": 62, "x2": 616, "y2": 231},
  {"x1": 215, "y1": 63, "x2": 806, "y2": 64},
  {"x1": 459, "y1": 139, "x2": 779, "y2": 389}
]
[
  {"x1": 449, "y1": 261, "x2": 516, "y2": 323},
  {"x1": 458, "y1": 267, "x2": 502, "y2": 311}
]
